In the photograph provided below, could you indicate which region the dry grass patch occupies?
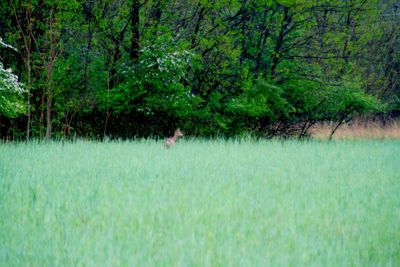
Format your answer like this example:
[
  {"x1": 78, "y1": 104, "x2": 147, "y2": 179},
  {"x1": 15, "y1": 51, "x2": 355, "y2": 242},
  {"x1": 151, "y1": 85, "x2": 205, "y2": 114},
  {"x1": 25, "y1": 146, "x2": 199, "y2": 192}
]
[{"x1": 310, "y1": 120, "x2": 400, "y2": 139}]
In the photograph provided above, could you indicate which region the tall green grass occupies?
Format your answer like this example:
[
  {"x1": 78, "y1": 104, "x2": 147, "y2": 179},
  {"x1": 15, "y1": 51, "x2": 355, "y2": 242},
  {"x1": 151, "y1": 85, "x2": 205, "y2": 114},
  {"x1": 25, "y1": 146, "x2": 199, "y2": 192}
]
[{"x1": 1, "y1": 139, "x2": 399, "y2": 266}]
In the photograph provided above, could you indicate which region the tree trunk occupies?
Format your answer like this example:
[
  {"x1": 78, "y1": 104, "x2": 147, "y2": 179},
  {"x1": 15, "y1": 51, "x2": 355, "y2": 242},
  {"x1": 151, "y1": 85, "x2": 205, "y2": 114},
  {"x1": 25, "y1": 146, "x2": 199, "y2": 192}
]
[
  {"x1": 45, "y1": 86, "x2": 52, "y2": 140},
  {"x1": 130, "y1": 0, "x2": 140, "y2": 62},
  {"x1": 104, "y1": 71, "x2": 111, "y2": 138},
  {"x1": 44, "y1": 9, "x2": 61, "y2": 140},
  {"x1": 39, "y1": 85, "x2": 45, "y2": 140},
  {"x1": 26, "y1": 62, "x2": 31, "y2": 141},
  {"x1": 270, "y1": 6, "x2": 291, "y2": 78},
  {"x1": 191, "y1": 4, "x2": 205, "y2": 48},
  {"x1": 329, "y1": 112, "x2": 351, "y2": 140},
  {"x1": 239, "y1": 0, "x2": 248, "y2": 67},
  {"x1": 15, "y1": 0, "x2": 34, "y2": 141},
  {"x1": 149, "y1": 1, "x2": 163, "y2": 45}
]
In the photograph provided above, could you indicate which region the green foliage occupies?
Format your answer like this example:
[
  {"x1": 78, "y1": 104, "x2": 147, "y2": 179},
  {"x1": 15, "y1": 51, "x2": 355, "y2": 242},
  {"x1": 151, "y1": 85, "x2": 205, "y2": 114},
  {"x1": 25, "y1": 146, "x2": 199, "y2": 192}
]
[
  {"x1": 228, "y1": 80, "x2": 293, "y2": 123},
  {"x1": 324, "y1": 87, "x2": 383, "y2": 121}
]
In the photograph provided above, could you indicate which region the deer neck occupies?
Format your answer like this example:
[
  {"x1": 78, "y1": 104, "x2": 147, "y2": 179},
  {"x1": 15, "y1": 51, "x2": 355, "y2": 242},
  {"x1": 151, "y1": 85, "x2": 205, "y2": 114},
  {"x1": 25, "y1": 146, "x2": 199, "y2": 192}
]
[{"x1": 172, "y1": 134, "x2": 180, "y2": 142}]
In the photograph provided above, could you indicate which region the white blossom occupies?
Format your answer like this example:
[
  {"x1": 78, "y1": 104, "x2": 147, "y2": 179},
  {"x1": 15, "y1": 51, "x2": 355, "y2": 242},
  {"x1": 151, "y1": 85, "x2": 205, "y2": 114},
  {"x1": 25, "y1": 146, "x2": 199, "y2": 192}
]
[
  {"x1": 0, "y1": 61, "x2": 26, "y2": 117},
  {"x1": 0, "y1": 37, "x2": 17, "y2": 52}
]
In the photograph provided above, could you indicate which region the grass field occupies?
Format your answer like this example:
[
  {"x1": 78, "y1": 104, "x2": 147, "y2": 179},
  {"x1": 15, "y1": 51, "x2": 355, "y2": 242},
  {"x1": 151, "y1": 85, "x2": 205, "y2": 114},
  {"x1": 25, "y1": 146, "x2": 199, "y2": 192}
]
[{"x1": 1, "y1": 139, "x2": 400, "y2": 266}]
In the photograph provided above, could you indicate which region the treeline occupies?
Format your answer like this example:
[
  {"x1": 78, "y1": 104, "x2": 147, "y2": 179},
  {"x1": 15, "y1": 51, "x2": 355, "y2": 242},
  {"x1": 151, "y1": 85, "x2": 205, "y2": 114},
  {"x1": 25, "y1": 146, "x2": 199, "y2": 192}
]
[{"x1": 0, "y1": 0, "x2": 399, "y2": 139}]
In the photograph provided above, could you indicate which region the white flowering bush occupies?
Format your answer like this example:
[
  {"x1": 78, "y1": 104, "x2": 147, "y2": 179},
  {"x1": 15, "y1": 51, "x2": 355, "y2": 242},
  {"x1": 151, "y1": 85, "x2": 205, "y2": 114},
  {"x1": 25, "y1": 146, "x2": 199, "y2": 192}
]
[
  {"x1": 137, "y1": 44, "x2": 192, "y2": 85},
  {"x1": 110, "y1": 36, "x2": 196, "y2": 117},
  {"x1": 0, "y1": 38, "x2": 26, "y2": 118}
]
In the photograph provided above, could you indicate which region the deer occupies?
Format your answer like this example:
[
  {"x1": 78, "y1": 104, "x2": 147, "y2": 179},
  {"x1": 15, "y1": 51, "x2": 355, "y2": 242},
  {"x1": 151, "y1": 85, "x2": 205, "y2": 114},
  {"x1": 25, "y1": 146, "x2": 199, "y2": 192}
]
[{"x1": 164, "y1": 129, "x2": 183, "y2": 148}]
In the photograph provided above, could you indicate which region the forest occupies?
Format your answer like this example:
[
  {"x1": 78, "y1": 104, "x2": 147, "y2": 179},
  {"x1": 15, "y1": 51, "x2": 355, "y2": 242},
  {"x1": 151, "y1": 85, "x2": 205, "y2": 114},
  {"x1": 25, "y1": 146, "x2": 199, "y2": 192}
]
[{"x1": 0, "y1": 0, "x2": 399, "y2": 139}]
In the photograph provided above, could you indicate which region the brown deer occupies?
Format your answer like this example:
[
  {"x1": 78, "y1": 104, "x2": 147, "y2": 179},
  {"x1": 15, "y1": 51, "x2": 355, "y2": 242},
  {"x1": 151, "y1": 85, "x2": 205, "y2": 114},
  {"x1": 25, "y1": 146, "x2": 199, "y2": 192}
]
[{"x1": 164, "y1": 129, "x2": 183, "y2": 148}]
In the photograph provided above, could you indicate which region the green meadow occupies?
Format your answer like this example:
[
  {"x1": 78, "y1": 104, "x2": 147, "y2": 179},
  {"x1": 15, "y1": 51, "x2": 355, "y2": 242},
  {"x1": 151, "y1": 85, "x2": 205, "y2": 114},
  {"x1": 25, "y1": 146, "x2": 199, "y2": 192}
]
[{"x1": 1, "y1": 140, "x2": 399, "y2": 266}]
